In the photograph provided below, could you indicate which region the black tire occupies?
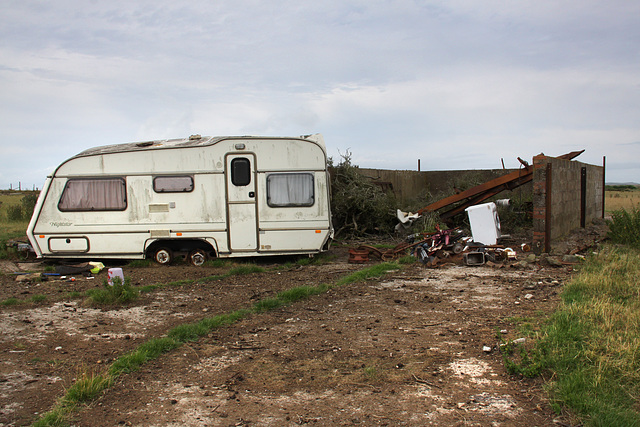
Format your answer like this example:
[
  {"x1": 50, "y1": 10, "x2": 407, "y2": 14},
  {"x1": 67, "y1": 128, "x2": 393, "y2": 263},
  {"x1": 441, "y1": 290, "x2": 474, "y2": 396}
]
[
  {"x1": 188, "y1": 249, "x2": 207, "y2": 266},
  {"x1": 153, "y1": 247, "x2": 173, "y2": 265}
]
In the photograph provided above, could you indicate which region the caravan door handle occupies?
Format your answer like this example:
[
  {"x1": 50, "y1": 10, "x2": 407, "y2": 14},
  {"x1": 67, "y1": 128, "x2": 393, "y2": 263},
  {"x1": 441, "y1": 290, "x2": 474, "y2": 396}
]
[{"x1": 249, "y1": 192, "x2": 255, "y2": 198}]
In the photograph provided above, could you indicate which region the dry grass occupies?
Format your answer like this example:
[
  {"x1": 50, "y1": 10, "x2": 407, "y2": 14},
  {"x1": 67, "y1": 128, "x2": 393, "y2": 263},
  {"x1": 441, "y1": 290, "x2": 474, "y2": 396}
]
[{"x1": 605, "y1": 190, "x2": 640, "y2": 213}]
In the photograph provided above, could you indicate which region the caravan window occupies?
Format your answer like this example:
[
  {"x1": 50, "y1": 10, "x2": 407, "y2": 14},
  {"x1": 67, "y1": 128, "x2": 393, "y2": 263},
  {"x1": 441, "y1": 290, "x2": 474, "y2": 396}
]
[
  {"x1": 267, "y1": 173, "x2": 314, "y2": 207},
  {"x1": 231, "y1": 158, "x2": 251, "y2": 186},
  {"x1": 153, "y1": 176, "x2": 194, "y2": 193},
  {"x1": 58, "y1": 178, "x2": 127, "y2": 211}
]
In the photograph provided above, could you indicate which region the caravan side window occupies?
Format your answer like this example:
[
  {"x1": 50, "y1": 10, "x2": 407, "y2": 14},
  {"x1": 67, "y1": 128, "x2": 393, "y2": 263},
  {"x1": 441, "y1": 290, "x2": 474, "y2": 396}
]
[
  {"x1": 153, "y1": 176, "x2": 194, "y2": 193},
  {"x1": 267, "y1": 173, "x2": 314, "y2": 207},
  {"x1": 58, "y1": 178, "x2": 127, "y2": 211}
]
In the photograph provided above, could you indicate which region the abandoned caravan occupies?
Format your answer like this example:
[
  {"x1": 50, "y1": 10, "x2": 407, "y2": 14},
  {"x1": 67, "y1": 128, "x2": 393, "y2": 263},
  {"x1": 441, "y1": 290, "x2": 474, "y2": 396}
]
[{"x1": 27, "y1": 134, "x2": 334, "y2": 265}]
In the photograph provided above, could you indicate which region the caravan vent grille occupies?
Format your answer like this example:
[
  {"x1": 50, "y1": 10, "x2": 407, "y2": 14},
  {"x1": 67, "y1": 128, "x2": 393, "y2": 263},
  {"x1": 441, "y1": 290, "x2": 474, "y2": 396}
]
[
  {"x1": 150, "y1": 230, "x2": 171, "y2": 238},
  {"x1": 149, "y1": 204, "x2": 170, "y2": 213}
]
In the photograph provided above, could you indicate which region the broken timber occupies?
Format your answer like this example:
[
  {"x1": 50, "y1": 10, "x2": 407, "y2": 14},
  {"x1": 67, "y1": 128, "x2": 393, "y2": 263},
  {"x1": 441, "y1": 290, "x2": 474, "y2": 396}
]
[{"x1": 418, "y1": 150, "x2": 584, "y2": 222}]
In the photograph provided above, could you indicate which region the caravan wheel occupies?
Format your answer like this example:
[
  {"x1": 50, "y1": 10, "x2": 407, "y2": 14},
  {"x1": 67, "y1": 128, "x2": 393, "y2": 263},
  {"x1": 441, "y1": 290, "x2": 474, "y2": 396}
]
[
  {"x1": 153, "y1": 248, "x2": 173, "y2": 265},
  {"x1": 188, "y1": 249, "x2": 207, "y2": 266}
]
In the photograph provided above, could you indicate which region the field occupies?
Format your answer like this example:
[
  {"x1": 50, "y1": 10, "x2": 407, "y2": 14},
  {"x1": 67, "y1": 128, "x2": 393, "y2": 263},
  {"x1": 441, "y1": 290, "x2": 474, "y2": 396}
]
[
  {"x1": 0, "y1": 189, "x2": 613, "y2": 426},
  {"x1": 0, "y1": 190, "x2": 624, "y2": 425},
  {"x1": 0, "y1": 192, "x2": 33, "y2": 240},
  {"x1": 605, "y1": 188, "x2": 640, "y2": 213}
]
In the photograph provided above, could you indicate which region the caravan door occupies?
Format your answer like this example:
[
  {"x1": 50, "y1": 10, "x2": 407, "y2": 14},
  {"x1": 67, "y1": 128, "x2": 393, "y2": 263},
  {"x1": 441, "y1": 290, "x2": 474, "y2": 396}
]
[{"x1": 226, "y1": 154, "x2": 258, "y2": 251}]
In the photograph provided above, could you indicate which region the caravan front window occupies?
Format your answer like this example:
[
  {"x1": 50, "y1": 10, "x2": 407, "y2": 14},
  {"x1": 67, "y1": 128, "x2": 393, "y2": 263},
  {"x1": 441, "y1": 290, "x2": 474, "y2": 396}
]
[
  {"x1": 58, "y1": 178, "x2": 127, "y2": 211},
  {"x1": 267, "y1": 173, "x2": 314, "y2": 207},
  {"x1": 231, "y1": 158, "x2": 251, "y2": 186}
]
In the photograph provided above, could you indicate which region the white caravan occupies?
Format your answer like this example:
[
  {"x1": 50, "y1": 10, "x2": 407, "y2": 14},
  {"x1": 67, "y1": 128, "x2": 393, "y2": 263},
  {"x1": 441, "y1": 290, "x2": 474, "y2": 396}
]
[{"x1": 27, "y1": 134, "x2": 333, "y2": 265}]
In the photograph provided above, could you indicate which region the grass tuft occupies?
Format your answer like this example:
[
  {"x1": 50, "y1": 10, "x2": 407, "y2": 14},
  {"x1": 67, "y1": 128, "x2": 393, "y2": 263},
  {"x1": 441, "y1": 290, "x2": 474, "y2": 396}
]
[
  {"x1": 30, "y1": 294, "x2": 47, "y2": 303},
  {"x1": 62, "y1": 371, "x2": 113, "y2": 404},
  {"x1": 85, "y1": 277, "x2": 139, "y2": 305},
  {"x1": 335, "y1": 262, "x2": 400, "y2": 286}
]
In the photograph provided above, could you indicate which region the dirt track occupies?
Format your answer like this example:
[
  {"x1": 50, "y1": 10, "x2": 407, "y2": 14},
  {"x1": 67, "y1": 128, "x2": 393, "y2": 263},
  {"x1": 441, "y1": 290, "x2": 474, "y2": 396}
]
[{"x1": 0, "y1": 224, "x2": 608, "y2": 426}]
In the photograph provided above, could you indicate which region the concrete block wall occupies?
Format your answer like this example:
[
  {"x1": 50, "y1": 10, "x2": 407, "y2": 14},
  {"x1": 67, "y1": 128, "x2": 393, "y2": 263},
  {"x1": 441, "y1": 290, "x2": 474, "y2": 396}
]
[
  {"x1": 532, "y1": 155, "x2": 604, "y2": 253},
  {"x1": 356, "y1": 168, "x2": 523, "y2": 205}
]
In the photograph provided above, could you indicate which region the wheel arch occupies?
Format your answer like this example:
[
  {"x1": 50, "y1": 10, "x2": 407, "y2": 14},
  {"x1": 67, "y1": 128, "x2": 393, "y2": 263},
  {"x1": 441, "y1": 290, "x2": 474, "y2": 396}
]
[{"x1": 144, "y1": 238, "x2": 218, "y2": 259}]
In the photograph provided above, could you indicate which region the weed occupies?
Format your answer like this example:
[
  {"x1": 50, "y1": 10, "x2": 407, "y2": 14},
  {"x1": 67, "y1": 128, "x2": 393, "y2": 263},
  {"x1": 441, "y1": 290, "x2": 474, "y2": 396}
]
[
  {"x1": 335, "y1": 262, "x2": 400, "y2": 286},
  {"x1": 607, "y1": 207, "x2": 640, "y2": 248},
  {"x1": 295, "y1": 257, "x2": 312, "y2": 266},
  {"x1": 62, "y1": 371, "x2": 113, "y2": 404},
  {"x1": 397, "y1": 255, "x2": 417, "y2": 264},
  {"x1": 1, "y1": 297, "x2": 20, "y2": 306},
  {"x1": 85, "y1": 277, "x2": 139, "y2": 305},
  {"x1": 363, "y1": 366, "x2": 378, "y2": 379},
  {"x1": 30, "y1": 294, "x2": 47, "y2": 303},
  {"x1": 109, "y1": 337, "x2": 181, "y2": 376},
  {"x1": 253, "y1": 297, "x2": 283, "y2": 313},
  {"x1": 139, "y1": 284, "x2": 160, "y2": 293},
  {"x1": 168, "y1": 323, "x2": 210, "y2": 343},
  {"x1": 127, "y1": 259, "x2": 152, "y2": 268},
  {"x1": 204, "y1": 258, "x2": 229, "y2": 268},
  {"x1": 32, "y1": 409, "x2": 67, "y2": 427}
]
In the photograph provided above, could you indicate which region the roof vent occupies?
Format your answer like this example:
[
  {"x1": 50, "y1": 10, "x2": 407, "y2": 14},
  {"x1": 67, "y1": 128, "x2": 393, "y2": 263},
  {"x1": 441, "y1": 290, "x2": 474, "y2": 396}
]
[{"x1": 189, "y1": 134, "x2": 202, "y2": 140}]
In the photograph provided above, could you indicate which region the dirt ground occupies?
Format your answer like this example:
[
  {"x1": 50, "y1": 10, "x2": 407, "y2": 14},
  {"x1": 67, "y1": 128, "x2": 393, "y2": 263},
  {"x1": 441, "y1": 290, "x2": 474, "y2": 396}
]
[{"x1": 0, "y1": 222, "x2": 608, "y2": 426}]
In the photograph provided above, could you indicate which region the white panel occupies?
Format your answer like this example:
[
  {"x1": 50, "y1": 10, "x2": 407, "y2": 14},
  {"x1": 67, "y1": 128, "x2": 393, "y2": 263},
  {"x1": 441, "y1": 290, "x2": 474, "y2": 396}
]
[
  {"x1": 229, "y1": 204, "x2": 257, "y2": 250},
  {"x1": 49, "y1": 237, "x2": 89, "y2": 252}
]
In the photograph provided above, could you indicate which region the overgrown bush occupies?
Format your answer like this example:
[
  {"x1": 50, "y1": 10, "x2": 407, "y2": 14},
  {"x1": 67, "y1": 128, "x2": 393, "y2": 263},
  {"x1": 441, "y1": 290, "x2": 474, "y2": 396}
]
[
  {"x1": 329, "y1": 151, "x2": 397, "y2": 237},
  {"x1": 607, "y1": 207, "x2": 640, "y2": 248},
  {"x1": 21, "y1": 193, "x2": 38, "y2": 220},
  {"x1": 6, "y1": 204, "x2": 23, "y2": 222},
  {"x1": 4, "y1": 193, "x2": 38, "y2": 222}
]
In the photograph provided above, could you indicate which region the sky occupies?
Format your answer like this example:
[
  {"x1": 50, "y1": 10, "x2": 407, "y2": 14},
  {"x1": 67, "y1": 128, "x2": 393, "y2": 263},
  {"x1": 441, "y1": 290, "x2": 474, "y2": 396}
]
[{"x1": 1, "y1": 0, "x2": 639, "y2": 190}]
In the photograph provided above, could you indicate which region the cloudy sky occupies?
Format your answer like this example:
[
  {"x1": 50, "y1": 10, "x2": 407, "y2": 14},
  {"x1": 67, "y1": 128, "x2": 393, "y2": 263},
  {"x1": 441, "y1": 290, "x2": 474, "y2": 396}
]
[{"x1": 1, "y1": 0, "x2": 639, "y2": 189}]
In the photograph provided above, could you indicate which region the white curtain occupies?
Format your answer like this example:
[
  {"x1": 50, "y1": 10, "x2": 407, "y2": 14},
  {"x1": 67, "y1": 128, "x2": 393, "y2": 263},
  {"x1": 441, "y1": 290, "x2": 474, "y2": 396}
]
[
  {"x1": 267, "y1": 173, "x2": 314, "y2": 207},
  {"x1": 59, "y1": 179, "x2": 126, "y2": 211}
]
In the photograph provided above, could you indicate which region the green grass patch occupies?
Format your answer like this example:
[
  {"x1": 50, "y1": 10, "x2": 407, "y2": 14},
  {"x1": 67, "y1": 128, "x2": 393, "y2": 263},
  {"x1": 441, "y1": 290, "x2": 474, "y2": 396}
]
[
  {"x1": 204, "y1": 258, "x2": 229, "y2": 268},
  {"x1": 335, "y1": 262, "x2": 400, "y2": 286},
  {"x1": 503, "y1": 245, "x2": 640, "y2": 425},
  {"x1": 1, "y1": 297, "x2": 20, "y2": 306},
  {"x1": 397, "y1": 255, "x2": 417, "y2": 264},
  {"x1": 63, "y1": 371, "x2": 113, "y2": 404},
  {"x1": 126, "y1": 259, "x2": 153, "y2": 268},
  {"x1": 85, "y1": 277, "x2": 139, "y2": 305},
  {"x1": 30, "y1": 294, "x2": 47, "y2": 303},
  {"x1": 109, "y1": 337, "x2": 181, "y2": 376}
]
